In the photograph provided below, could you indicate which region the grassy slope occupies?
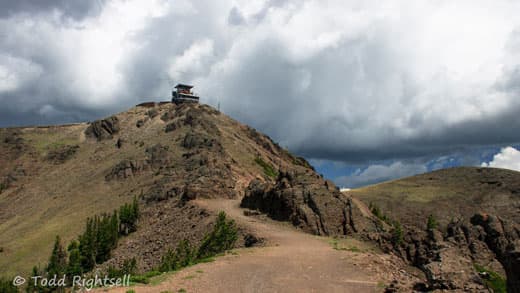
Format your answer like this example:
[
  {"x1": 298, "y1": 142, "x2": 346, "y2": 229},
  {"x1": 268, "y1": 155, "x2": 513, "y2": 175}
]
[
  {"x1": 0, "y1": 123, "x2": 141, "y2": 276},
  {"x1": 350, "y1": 167, "x2": 520, "y2": 229},
  {"x1": 0, "y1": 103, "x2": 295, "y2": 277}
]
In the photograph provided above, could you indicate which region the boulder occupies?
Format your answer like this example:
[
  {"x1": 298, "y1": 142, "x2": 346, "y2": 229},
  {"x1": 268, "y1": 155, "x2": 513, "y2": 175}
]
[
  {"x1": 165, "y1": 122, "x2": 178, "y2": 133},
  {"x1": 45, "y1": 145, "x2": 79, "y2": 164},
  {"x1": 136, "y1": 118, "x2": 149, "y2": 128},
  {"x1": 181, "y1": 131, "x2": 219, "y2": 150},
  {"x1": 85, "y1": 116, "x2": 120, "y2": 140},
  {"x1": 145, "y1": 144, "x2": 171, "y2": 169},
  {"x1": 105, "y1": 159, "x2": 149, "y2": 181}
]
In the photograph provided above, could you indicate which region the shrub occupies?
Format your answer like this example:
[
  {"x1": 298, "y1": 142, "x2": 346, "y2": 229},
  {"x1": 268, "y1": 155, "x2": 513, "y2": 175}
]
[
  {"x1": 474, "y1": 264, "x2": 507, "y2": 293},
  {"x1": 427, "y1": 214, "x2": 438, "y2": 230},
  {"x1": 254, "y1": 157, "x2": 278, "y2": 178},
  {"x1": 109, "y1": 257, "x2": 138, "y2": 278},
  {"x1": 391, "y1": 221, "x2": 404, "y2": 246},
  {"x1": 119, "y1": 197, "x2": 139, "y2": 235},
  {"x1": 77, "y1": 199, "x2": 139, "y2": 271},
  {"x1": 369, "y1": 202, "x2": 392, "y2": 225},
  {"x1": 130, "y1": 275, "x2": 149, "y2": 284},
  {"x1": 28, "y1": 199, "x2": 142, "y2": 291},
  {"x1": 38, "y1": 199, "x2": 141, "y2": 279},
  {"x1": 159, "y1": 212, "x2": 238, "y2": 273},
  {"x1": 159, "y1": 239, "x2": 195, "y2": 272},
  {"x1": 197, "y1": 212, "x2": 238, "y2": 259},
  {"x1": 0, "y1": 277, "x2": 17, "y2": 293}
]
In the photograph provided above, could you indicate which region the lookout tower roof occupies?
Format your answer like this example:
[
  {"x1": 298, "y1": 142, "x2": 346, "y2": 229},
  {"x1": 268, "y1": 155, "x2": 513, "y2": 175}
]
[{"x1": 174, "y1": 84, "x2": 194, "y2": 89}]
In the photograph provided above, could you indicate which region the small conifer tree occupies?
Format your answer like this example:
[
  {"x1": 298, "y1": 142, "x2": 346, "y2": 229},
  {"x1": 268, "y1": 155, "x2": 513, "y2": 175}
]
[
  {"x1": 47, "y1": 235, "x2": 68, "y2": 278},
  {"x1": 427, "y1": 214, "x2": 438, "y2": 230}
]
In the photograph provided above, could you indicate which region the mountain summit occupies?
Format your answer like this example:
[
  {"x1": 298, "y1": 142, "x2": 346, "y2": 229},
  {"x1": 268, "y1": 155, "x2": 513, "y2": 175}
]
[{"x1": 0, "y1": 103, "x2": 365, "y2": 275}]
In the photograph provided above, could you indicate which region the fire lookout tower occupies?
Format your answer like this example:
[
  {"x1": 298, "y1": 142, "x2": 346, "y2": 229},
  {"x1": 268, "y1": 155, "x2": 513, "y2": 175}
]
[{"x1": 172, "y1": 84, "x2": 200, "y2": 103}]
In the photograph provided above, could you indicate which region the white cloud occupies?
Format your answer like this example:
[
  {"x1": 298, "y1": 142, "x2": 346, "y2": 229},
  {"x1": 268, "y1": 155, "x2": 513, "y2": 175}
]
[
  {"x1": 169, "y1": 39, "x2": 215, "y2": 81},
  {"x1": 481, "y1": 146, "x2": 520, "y2": 171},
  {"x1": 0, "y1": 0, "x2": 169, "y2": 110},
  {"x1": 1, "y1": 0, "x2": 520, "y2": 162},
  {"x1": 336, "y1": 161, "x2": 428, "y2": 188},
  {"x1": 0, "y1": 54, "x2": 42, "y2": 93},
  {"x1": 0, "y1": 64, "x2": 18, "y2": 92}
]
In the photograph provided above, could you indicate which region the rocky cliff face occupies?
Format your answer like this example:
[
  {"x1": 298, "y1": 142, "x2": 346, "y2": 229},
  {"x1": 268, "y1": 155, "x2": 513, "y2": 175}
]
[
  {"x1": 471, "y1": 214, "x2": 520, "y2": 292},
  {"x1": 240, "y1": 164, "x2": 520, "y2": 292},
  {"x1": 241, "y1": 169, "x2": 380, "y2": 237},
  {"x1": 392, "y1": 213, "x2": 520, "y2": 292},
  {"x1": 351, "y1": 167, "x2": 520, "y2": 292}
]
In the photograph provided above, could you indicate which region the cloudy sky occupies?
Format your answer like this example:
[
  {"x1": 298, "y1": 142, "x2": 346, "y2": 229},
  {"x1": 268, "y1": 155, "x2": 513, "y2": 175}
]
[{"x1": 1, "y1": 0, "x2": 520, "y2": 187}]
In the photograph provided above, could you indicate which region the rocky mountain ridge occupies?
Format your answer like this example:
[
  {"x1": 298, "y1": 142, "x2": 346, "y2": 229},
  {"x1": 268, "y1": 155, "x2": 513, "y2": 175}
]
[{"x1": 1, "y1": 102, "x2": 518, "y2": 292}]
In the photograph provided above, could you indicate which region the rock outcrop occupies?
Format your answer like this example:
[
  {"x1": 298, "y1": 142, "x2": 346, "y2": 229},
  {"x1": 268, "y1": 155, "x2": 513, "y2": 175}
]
[
  {"x1": 241, "y1": 169, "x2": 379, "y2": 236},
  {"x1": 373, "y1": 213, "x2": 520, "y2": 292},
  {"x1": 1, "y1": 129, "x2": 26, "y2": 158},
  {"x1": 85, "y1": 116, "x2": 120, "y2": 140},
  {"x1": 105, "y1": 159, "x2": 150, "y2": 181},
  {"x1": 45, "y1": 145, "x2": 79, "y2": 164},
  {"x1": 241, "y1": 169, "x2": 509, "y2": 290},
  {"x1": 471, "y1": 213, "x2": 520, "y2": 292}
]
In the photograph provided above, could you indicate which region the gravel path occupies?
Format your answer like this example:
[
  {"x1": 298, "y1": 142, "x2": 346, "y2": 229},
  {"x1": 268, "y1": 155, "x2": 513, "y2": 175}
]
[{"x1": 102, "y1": 199, "x2": 387, "y2": 293}]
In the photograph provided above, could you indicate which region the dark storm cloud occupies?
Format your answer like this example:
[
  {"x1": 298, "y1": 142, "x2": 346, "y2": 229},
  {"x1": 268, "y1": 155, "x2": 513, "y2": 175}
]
[
  {"x1": 1, "y1": 0, "x2": 520, "y2": 168},
  {"x1": 202, "y1": 28, "x2": 520, "y2": 163},
  {"x1": 227, "y1": 7, "x2": 245, "y2": 26},
  {"x1": 294, "y1": 99, "x2": 520, "y2": 163},
  {"x1": 0, "y1": 0, "x2": 105, "y2": 20}
]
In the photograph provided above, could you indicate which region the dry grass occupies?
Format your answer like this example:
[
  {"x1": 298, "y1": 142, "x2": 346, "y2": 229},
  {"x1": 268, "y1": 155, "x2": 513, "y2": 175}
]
[
  {"x1": 327, "y1": 236, "x2": 381, "y2": 254},
  {"x1": 350, "y1": 166, "x2": 520, "y2": 228},
  {"x1": 0, "y1": 103, "x2": 300, "y2": 278},
  {"x1": 0, "y1": 108, "x2": 157, "y2": 276}
]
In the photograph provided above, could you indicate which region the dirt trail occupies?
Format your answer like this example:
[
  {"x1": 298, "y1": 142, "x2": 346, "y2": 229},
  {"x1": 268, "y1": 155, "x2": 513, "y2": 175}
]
[{"x1": 104, "y1": 199, "x2": 389, "y2": 293}]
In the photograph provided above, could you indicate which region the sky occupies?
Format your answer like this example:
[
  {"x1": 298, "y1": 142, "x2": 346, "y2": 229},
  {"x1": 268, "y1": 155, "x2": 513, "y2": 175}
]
[{"x1": 1, "y1": 0, "x2": 520, "y2": 187}]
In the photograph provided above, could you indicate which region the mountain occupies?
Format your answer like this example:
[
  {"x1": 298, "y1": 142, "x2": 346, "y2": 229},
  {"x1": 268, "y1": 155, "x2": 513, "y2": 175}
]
[
  {"x1": 1, "y1": 102, "x2": 519, "y2": 292},
  {"x1": 351, "y1": 166, "x2": 520, "y2": 228},
  {"x1": 351, "y1": 167, "x2": 520, "y2": 291},
  {"x1": 0, "y1": 102, "x2": 358, "y2": 277}
]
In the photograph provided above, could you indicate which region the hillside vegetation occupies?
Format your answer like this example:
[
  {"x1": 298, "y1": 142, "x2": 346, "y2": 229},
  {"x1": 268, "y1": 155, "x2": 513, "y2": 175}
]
[
  {"x1": 350, "y1": 167, "x2": 520, "y2": 291},
  {"x1": 351, "y1": 167, "x2": 520, "y2": 228},
  {"x1": 0, "y1": 102, "x2": 324, "y2": 277}
]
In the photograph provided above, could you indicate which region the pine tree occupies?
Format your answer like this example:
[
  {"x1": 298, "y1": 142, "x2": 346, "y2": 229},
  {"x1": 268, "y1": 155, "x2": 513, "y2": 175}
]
[
  {"x1": 175, "y1": 239, "x2": 195, "y2": 268},
  {"x1": 79, "y1": 218, "x2": 96, "y2": 271},
  {"x1": 26, "y1": 265, "x2": 45, "y2": 293},
  {"x1": 392, "y1": 221, "x2": 404, "y2": 246},
  {"x1": 67, "y1": 240, "x2": 82, "y2": 277},
  {"x1": 47, "y1": 235, "x2": 68, "y2": 278},
  {"x1": 119, "y1": 204, "x2": 129, "y2": 235},
  {"x1": 119, "y1": 198, "x2": 139, "y2": 235},
  {"x1": 0, "y1": 277, "x2": 17, "y2": 293},
  {"x1": 132, "y1": 196, "x2": 139, "y2": 220},
  {"x1": 110, "y1": 211, "x2": 119, "y2": 248},
  {"x1": 427, "y1": 214, "x2": 438, "y2": 230},
  {"x1": 197, "y1": 212, "x2": 238, "y2": 259},
  {"x1": 96, "y1": 214, "x2": 113, "y2": 263}
]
